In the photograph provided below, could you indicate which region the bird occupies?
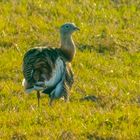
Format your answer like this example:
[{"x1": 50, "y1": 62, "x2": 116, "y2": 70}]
[{"x1": 22, "y1": 23, "x2": 79, "y2": 106}]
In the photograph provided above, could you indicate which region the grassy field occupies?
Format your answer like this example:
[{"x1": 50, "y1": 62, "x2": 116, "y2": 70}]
[{"x1": 0, "y1": 0, "x2": 140, "y2": 139}]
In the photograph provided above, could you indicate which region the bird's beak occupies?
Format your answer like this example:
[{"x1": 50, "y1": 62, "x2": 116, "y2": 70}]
[{"x1": 74, "y1": 26, "x2": 80, "y2": 31}]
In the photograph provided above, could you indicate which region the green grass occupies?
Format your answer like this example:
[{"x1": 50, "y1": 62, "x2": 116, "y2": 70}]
[{"x1": 0, "y1": 0, "x2": 140, "y2": 139}]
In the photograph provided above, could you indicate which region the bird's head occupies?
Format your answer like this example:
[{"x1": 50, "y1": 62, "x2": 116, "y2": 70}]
[{"x1": 60, "y1": 23, "x2": 79, "y2": 36}]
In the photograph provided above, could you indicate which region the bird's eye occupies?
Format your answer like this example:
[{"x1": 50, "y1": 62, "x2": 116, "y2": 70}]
[{"x1": 65, "y1": 25, "x2": 69, "y2": 29}]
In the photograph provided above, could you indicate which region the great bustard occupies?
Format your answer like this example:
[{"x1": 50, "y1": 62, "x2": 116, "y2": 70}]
[{"x1": 22, "y1": 23, "x2": 79, "y2": 106}]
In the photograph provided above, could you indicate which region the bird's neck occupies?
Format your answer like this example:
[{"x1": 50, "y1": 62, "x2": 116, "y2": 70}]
[{"x1": 60, "y1": 34, "x2": 76, "y2": 62}]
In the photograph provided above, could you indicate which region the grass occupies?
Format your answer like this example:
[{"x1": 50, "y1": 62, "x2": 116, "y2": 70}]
[{"x1": 0, "y1": 0, "x2": 140, "y2": 139}]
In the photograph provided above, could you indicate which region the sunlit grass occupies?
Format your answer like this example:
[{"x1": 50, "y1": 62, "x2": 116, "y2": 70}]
[{"x1": 0, "y1": 0, "x2": 140, "y2": 139}]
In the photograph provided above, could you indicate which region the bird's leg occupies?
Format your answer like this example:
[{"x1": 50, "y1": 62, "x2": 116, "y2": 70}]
[
  {"x1": 37, "y1": 91, "x2": 40, "y2": 107},
  {"x1": 49, "y1": 97, "x2": 53, "y2": 106}
]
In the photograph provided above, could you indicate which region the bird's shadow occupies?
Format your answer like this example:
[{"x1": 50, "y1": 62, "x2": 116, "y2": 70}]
[{"x1": 79, "y1": 95, "x2": 98, "y2": 102}]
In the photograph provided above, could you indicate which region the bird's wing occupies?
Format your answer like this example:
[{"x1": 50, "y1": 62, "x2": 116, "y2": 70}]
[
  {"x1": 65, "y1": 63, "x2": 74, "y2": 88},
  {"x1": 42, "y1": 62, "x2": 74, "y2": 97},
  {"x1": 42, "y1": 58, "x2": 65, "y2": 95},
  {"x1": 44, "y1": 57, "x2": 64, "y2": 87}
]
